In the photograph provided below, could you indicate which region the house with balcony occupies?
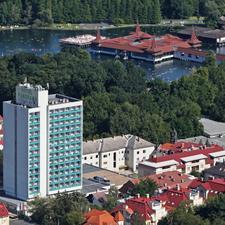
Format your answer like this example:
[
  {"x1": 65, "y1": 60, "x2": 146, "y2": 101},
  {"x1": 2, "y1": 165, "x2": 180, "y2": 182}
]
[{"x1": 138, "y1": 141, "x2": 225, "y2": 176}]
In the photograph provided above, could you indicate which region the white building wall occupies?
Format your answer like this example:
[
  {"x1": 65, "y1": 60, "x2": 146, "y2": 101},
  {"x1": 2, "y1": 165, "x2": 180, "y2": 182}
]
[
  {"x1": 100, "y1": 148, "x2": 126, "y2": 172},
  {"x1": 83, "y1": 153, "x2": 99, "y2": 166},
  {"x1": 184, "y1": 159, "x2": 207, "y2": 174},
  {"x1": 174, "y1": 52, "x2": 205, "y2": 63},
  {"x1": 213, "y1": 156, "x2": 225, "y2": 165},
  {"x1": 3, "y1": 102, "x2": 16, "y2": 197},
  {"x1": 128, "y1": 147, "x2": 155, "y2": 172},
  {"x1": 48, "y1": 100, "x2": 83, "y2": 195},
  {"x1": 4, "y1": 84, "x2": 83, "y2": 200},
  {"x1": 16, "y1": 107, "x2": 29, "y2": 200}
]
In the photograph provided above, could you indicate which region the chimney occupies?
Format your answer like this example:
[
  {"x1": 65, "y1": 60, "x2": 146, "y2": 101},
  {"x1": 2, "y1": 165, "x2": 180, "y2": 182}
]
[
  {"x1": 176, "y1": 184, "x2": 180, "y2": 191},
  {"x1": 137, "y1": 193, "x2": 140, "y2": 198},
  {"x1": 146, "y1": 194, "x2": 149, "y2": 198}
]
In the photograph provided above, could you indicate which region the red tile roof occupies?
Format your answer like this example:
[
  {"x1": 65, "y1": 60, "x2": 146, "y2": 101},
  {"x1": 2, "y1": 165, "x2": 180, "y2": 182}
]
[
  {"x1": 130, "y1": 171, "x2": 192, "y2": 190},
  {"x1": 84, "y1": 209, "x2": 117, "y2": 225},
  {"x1": 93, "y1": 29, "x2": 102, "y2": 44},
  {"x1": 114, "y1": 187, "x2": 191, "y2": 221},
  {"x1": 176, "y1": 47, "x2": 207, "y2": 57},
  {"x1": 188, "y1": 28, "x2": 202, "y2": 45},
  {"x1": 114, "y1": 211, "x2": 124, "y2": 222},
  {"x1": 189, "y1": 178, "x2": 225, "y2": 193},
  {"x1": 95, "y1": 24, "x2": 192, "y2": 56},
  {"x1": 159, "y1": 141, "x2": 203, "y2": 153},
  {"x1": 0, "y1": 203, "x2": 8, "y2": 218},
  {"x1": 151, "y1": 143, "x2": 223, "y2": 167},
  {"x1": 112, "y1": 197, "x2": 155, "y2": 221},
  {"x1": 154, "y1": 188, "x2": 189, "y2": 208}
]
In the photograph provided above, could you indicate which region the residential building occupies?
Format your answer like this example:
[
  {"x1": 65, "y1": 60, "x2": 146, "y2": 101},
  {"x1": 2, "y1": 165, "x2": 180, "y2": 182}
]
[
  {"x1": 189, "y1": 178, "x2": 225, "y2": 199},
  {"x1": 0, "y1": 203, "x2": 9, "y2": 225},
  {"x1": 112, "y1": 196, "x2": 167, "y2": 225},
  {"x1": 204, "y1": 162, "x2": 225, "y2": 179},
  {"x1": 120, "y1": 171, "x2": 194, "y2": 196},
  {"x1": 138, "y1": 141, "x2": 225, "y2": 176},
  {"x1": 84, "y1": 209, "x2": 124, "y2": 225},
  {"x1": 83, "y1": 135, "x2": 155, "y2": 172},
  {"x1": 113, "y1": 186, "x2": 203, "y2": 225},
  {"x1": 199, "y1": 118, "x2": 225, "y2": 138},
  {"x1": 3, "y1": 83, "x2": 83, "y2": 200}
]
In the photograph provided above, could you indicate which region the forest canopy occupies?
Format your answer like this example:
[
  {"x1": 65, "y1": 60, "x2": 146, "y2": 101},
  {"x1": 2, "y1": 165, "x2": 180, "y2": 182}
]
[
  {"x1": 0, "y1": 0, "x2": 224, "y2": 26},
  {"x1": 0, "y1": 47, "x2": 225, "y2": 144}
]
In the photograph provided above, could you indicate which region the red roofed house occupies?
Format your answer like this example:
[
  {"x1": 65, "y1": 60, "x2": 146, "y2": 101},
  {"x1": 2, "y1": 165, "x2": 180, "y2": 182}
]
[
  {"x1": 91, "y1": 23, "x2": 198, "y2": 64},
  {"x1": 84, "y1": 209, "x2": 124, "y2": 225},
  {"x1": 112, "y1": 195, "x2": 167, "y2": 225},
  {"x1": 113, "y1": 186, "x2": 203, "y2": 225},
  {"x1": 138, "y1": 142, "x2": 225, "y2": 177},
  {"x1": 0, "y1": 203, "x2": 9, "y2": 225},
  {"x1": 120, "y1": 171, "x2": 193, "y2": 196},
  {"x1": 189, "y1": 178, "x2": 225, "y2": 199}
]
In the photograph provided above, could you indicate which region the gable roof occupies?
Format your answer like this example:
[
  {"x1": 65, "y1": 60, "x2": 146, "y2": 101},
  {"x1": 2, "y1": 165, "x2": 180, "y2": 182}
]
[
  {"x1": 204, "y1": 162, "x2": 225, "y2": 177},
  {"x1": 84, "y1": 209, "x2": 117, "y2": 225},
  {"x1": 154, "y1": 188, "x2": 189, "y2": 209},
  {"x1": 150, "y1": 144, "x2": 224, "y2": 166},
  {"x1": 83, "y1": 135, "x2": 154, "y2": 155},
  {"x1": 189, "y1": 178, "x2": 225, "y2": 193}
]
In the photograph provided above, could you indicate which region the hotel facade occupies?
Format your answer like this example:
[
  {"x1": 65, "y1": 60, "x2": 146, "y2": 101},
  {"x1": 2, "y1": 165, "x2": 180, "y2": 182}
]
[{"x1": 3, "y1": 83, "x2": 83, "y2": 200}]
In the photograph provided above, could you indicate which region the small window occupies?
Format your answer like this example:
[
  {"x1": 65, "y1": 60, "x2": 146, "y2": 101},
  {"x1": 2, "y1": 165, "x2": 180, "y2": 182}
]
[
  {"x1": 103, "y1": 154, "x2": 107, "y2": 158},
  {"x1": 143, "y1": 150, "x2": 146, "y2": 153},
  {"x1": 84, "y1": 157, "x2": 87, "y2": 160},
  {"x1": 137, "y1": 151, "x2": 139, "y2": 155},
  {"x1": 96, "y1": 155, "x2": 98, "y2": 158}
]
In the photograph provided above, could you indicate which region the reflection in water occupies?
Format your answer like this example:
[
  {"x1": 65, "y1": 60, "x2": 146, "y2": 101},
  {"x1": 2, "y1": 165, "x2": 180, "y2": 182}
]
[{"x1": 0, "y1": 28, "x2": 223, "y2": 81}]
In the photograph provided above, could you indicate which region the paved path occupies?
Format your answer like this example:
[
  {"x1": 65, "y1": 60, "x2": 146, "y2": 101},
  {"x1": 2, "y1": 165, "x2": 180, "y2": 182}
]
[{"x1": 10, "y1": 219, "x2": 36, "y2": 225}]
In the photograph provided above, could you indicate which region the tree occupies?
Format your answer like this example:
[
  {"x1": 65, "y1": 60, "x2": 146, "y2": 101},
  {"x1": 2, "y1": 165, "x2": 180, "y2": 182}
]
[
  {"x1": 159, "y1": 203, "x2": 209, "y2": 225},
  {"x1": 29, "y1": 192, "x2": 90, "y2": 225},
  {"x1": 132, "y1": 178, "x2": 158, "y2": 197},
  {"x1": 66, "y1": 211, "x2": 85, "y2": 225},
  {"x1": 205, "y1": 51, "x2": 216, "y2": 67},
  {"x1": 132, "y1": 211, "x2": 146, "y2": 225},
  {"x1": 103, "y1": 186, "x2": 119, "y2": 211}
]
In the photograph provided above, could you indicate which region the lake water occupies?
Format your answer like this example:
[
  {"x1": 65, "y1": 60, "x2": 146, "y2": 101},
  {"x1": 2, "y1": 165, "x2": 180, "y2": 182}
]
[{"x1": 0, "y1": 27, "x2": 223, "y2": 82}]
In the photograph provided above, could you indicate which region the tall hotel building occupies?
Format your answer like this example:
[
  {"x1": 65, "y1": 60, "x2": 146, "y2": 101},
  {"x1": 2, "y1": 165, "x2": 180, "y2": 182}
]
[{"x1": 3, "y1": 83, "x2": 83, "y2": 200}]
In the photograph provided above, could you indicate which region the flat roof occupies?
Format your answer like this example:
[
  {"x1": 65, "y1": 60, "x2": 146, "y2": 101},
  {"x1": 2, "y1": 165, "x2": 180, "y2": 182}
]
[
  {"x1": 82, "y1": 178, "x2": 109, "y2": 195},
  {"x1": 181, "y1": 154, "x2": 207, "y2": 163},
  {"x1": 140, "y1": 160, "x2": 178, "y2": 168},
  {"x1": 83, "y1": 164, "x2": 130, "y2": 188},
  {"x1": 200, "y1": 118, "x2": 225, "y2": 137},
  {"x1": 209, "y1": 151, "x2": 225, "y2": 158},
  {"x1": 48, "y1": 94, "x2": 81, "y2": 105}
]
